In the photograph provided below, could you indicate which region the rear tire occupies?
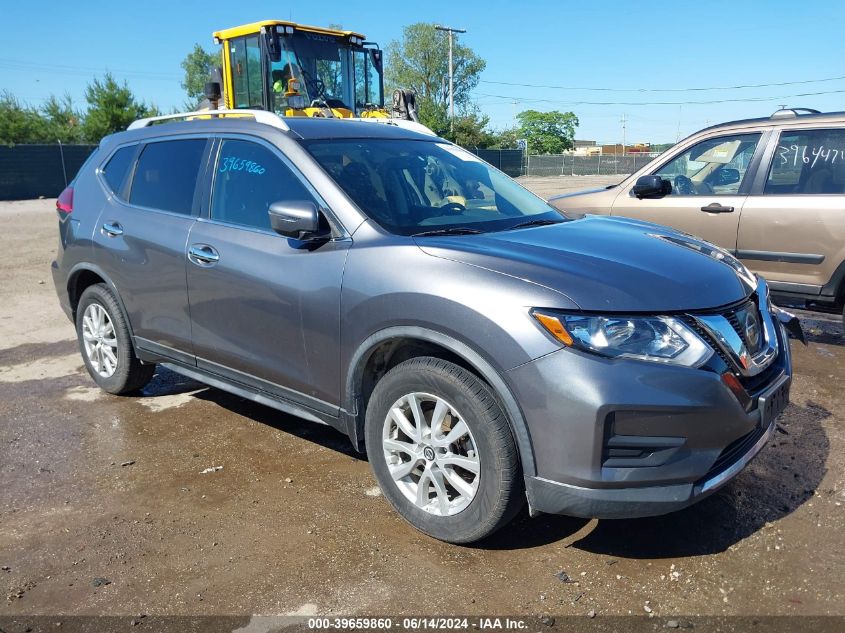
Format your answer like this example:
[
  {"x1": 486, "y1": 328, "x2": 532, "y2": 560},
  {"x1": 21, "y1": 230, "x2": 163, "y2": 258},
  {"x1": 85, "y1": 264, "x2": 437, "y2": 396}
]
[
  {"x1": 75, "y1": 284, "x2": 155, "y2": 395},
  {"x1": 365, "y1": 357, "x2": 524, "y2": 543}
]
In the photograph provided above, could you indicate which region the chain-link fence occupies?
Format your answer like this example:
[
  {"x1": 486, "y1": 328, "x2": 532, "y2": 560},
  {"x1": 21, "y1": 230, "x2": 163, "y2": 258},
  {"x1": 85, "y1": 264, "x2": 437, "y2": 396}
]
[
  {"x1": 462, "y1": 149, "x2": 661, "y2": 178},
  {"x1": 525, "y1": 153, "x2": 657, "y2": 177}
]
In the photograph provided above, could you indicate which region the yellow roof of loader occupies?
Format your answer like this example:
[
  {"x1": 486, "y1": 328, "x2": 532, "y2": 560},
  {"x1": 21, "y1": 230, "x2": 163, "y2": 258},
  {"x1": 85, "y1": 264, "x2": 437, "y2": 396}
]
[{"x1": 213, "y1": 20, "x2": 366, "y2": 43}]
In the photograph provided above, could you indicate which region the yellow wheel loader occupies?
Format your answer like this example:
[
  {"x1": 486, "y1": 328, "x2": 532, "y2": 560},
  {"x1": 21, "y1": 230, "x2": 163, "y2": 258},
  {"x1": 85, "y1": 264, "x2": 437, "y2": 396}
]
[{"x1": 203, "y1": 20, "x2": 420, "y2": 124}]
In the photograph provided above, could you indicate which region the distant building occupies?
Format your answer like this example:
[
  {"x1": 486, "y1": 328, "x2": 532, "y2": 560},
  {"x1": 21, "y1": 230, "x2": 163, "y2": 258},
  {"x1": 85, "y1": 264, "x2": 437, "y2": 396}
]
[
  {"x1": 566, "y1": 140, "x2": 601, "y2": 156},
  {"x1": 601, "y1": 143, "x2": 652, "y2": 155}
]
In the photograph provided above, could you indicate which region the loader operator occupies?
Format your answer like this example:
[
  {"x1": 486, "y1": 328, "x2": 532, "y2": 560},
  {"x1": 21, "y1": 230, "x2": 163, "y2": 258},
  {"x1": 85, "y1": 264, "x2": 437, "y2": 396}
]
[{"x1": 271, "y1": 63, "x2": 303, "y2": 113}]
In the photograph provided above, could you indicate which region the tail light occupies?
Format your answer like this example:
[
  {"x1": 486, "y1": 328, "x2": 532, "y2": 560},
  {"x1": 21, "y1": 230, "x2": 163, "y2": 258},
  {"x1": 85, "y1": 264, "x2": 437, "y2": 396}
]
[{"x1": 56, "y1": 186, "x2": 74, "y2": 215}]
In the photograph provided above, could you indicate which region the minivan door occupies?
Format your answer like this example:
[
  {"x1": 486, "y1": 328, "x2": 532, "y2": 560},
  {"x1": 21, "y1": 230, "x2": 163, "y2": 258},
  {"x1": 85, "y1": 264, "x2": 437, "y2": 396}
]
[
  {"x1": 737, "y1": 127, "x2": 845, "y2": 295},
  {"x1": 93, "y1": 137, "x2": 209, "y2": 364},
  {"x1": 186, "y1": 137, "x2": 350, "y2": 414},
  {"x1": 611, "y1": 132, "x2": 764, "y2": 251}
]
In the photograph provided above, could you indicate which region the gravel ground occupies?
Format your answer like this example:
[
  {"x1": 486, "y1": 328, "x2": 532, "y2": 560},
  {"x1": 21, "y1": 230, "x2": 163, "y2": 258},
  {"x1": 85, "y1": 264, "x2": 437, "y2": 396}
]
[
  {"x1": 516, "y1": 175, "x2": 624, "y2": 199},
  {"x1": 0, "y1": 189, "x2": 843, "y2": 620}
]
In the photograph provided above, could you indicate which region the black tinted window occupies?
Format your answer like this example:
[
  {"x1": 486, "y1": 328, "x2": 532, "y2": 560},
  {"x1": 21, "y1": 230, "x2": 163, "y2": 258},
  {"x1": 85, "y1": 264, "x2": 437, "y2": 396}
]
[
  {"x1": 765, "y1": 129, "x2": 845, "y2": 194},
  {"x1": 101, "y1": 145, "x2": 135, "y2": 195},
  {"x1": 130, "y1": 139, "x2": 206, "y2": 214},
  {"x1": 211, "y1": 139, "x2": 314, "y2": 230}
]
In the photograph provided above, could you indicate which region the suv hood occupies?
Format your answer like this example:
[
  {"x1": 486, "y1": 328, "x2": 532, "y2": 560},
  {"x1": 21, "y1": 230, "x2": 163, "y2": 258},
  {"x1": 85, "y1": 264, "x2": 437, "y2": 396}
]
[
  {"x1": 415, "y1": 216, "x2": 756, "y2": 312},
  {"x1": 548, "y1": 186, "x2": 613, "y2": 201}
]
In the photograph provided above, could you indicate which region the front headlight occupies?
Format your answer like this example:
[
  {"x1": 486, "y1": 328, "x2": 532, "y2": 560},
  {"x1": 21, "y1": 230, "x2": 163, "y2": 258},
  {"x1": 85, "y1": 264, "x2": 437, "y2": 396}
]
[{"x1": 532, "y1": 310, "x2": 713, "y2": 367}]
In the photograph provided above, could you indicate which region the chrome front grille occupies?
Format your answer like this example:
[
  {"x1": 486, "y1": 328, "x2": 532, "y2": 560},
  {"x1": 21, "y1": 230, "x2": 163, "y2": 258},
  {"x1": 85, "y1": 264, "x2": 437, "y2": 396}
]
[
  {"x1": 726, "y1": 301, "x2": 765, "y2": 356},
  {"x1": 688, "y1": 279, "x2": 779, "y2": 378}
]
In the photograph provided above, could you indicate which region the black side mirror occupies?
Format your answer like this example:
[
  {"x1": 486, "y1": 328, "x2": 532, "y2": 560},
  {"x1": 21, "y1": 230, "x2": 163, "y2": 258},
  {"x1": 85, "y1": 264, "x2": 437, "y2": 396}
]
[
  {"x1": 716, "y1": 168, "x2": 740, "y2": 186},
  {"x1": 370, "y1": 48, "x2": 383, "y2": 74},
  {"x1": 268, "y1": 200, "x2": 328, "y2": 241},
  {"x1": 632, "y1": 175, "x2": 672, "y2": 199},
  {"x1": 204, "y1": 81, "x2": 222, "y2": 103},
  {"x1": 266, "y1": 29, "x2": 282, "y2": 62}
]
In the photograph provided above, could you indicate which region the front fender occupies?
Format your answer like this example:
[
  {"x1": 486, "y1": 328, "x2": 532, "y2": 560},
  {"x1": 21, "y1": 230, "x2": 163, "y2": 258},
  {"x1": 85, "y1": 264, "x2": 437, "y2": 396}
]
[{"x1": 345, "y1": 325, "x2": 538, "y2": 477}]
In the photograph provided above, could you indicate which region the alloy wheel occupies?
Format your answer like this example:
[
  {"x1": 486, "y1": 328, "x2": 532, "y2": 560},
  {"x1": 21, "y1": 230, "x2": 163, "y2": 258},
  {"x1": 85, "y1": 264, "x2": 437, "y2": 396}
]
[
  {"x1": 81, "y1": 303, "x2": 119, "y2": 378},
  {"x1": 381, "y1": 392, "x2": 480, "y2": 516}
]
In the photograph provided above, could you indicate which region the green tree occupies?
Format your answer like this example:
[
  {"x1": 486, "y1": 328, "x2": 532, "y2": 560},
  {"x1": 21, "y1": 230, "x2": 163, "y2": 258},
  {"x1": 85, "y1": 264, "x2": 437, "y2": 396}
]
[
  {"x1": 181, "y1": 43, "x2": 220, "y2": 108},
  {"x1": 385, "y1": 23, "x2": 485, "y2": 115},
  {"x1": 450, "y1": 111, "x2": 497, "y2": 148},
  {"x1": 0, "y1": 92, "x2": 85, "y2": 144},
  {"x1": 0, "y1": 92, "x2": 52, "y2": 144},
  {"x1": 43, "y1": 94, "x2": 84, "y2": 143},
  {"x1": 488, "y1": 127, "x2": 521, "y2": 150},
  {"x1": 418, "y1": 101, "x2": 496, "y2": 148},
  {"x1": 81, "y1": 74, "x2": 158, "y2": 142},
  {"x1": 516, "y1": 110, "x2": 579, "y2": 154}
]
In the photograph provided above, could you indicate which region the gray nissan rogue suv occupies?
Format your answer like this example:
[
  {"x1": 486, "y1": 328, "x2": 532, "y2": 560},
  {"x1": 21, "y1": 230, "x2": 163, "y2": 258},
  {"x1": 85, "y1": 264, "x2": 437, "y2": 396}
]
[{"x1": 52, "y1": 111, "x2": 801, "y2": 543}]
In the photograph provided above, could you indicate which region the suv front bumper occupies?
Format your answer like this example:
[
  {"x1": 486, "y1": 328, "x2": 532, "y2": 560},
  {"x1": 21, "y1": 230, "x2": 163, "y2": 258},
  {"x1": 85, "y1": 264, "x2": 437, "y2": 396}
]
[{"x1": 509, "y1": 316, "x2": 793, "y2": 519}]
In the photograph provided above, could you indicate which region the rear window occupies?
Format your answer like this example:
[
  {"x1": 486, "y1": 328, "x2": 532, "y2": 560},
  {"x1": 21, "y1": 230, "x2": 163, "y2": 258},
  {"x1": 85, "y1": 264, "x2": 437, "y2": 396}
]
[
  {"x1": 765, "y1": 128, "x2": 845, "y2": 194},
  {"x1": 129, "y1": 139, "x2": 206, "y2": 214},
  {"x1": 101, "y1": 145, "x2": 135, "y2": 196}
]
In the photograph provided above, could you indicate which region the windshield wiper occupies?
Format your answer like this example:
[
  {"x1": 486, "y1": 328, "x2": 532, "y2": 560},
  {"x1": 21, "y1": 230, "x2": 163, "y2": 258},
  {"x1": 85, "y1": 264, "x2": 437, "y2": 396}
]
[
  {"x1": 505, "y1": 218, "x2": 564, "y2": 231},
  {"x1": 412, "y1": 227, "x2": 485, "y2": 237}
]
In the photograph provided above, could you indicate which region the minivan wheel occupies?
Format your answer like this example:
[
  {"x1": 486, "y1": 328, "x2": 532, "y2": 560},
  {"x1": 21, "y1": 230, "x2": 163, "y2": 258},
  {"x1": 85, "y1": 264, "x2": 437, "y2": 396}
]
[
  {"x1": 75, "y1": 284, "x2": 155, "y2": 395},
  {"x1": 365, "y1": 357, "x2": 524, "y2": 543}
]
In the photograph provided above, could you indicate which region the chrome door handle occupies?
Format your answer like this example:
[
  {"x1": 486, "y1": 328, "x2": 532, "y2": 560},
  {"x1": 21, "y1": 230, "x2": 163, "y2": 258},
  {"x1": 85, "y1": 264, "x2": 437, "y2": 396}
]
[
  {"x1": 188, "y1": 244, "x2": 219, "y2": 265},
  {"x1": 700, "y1": 203, "x2": 735, "y2": 214},
  {"x1": 101, "y1": 221, "x2": 123, "y2": 236}
]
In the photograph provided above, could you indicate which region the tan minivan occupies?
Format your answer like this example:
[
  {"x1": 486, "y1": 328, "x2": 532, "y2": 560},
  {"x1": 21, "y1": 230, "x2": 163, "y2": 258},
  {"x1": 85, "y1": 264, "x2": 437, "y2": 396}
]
[{"x1": 550, "y1": 108, "x2": 845, "y2": 326}]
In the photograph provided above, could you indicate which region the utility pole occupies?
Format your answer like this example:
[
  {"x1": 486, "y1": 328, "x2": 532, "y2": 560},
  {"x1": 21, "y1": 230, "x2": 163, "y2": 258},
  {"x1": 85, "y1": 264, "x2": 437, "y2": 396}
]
[
  {"x1": 620, "y1": 113, "x2": 627, "y2": 157},
  {"x1": 435, "y1": 24, "x2": 466, "y2": 132},
  {"x1": 676, "y1": 105, "x2": 682, "y2": 142}
]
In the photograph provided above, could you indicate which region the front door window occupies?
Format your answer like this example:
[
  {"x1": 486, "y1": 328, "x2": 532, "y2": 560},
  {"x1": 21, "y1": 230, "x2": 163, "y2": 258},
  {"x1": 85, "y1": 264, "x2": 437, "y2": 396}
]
[
  {"x1": 654, "y1": 133, "x2": 761, "y2": 196},
  {"x1": 211, "y1": 139, "x2": 317, "y2": 231}
]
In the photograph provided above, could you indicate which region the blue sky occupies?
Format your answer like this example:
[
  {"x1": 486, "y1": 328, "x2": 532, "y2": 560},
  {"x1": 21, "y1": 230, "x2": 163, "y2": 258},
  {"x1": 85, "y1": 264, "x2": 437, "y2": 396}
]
[{"x1": 4, "y1": 0, "x2": 845, "y2": 143}]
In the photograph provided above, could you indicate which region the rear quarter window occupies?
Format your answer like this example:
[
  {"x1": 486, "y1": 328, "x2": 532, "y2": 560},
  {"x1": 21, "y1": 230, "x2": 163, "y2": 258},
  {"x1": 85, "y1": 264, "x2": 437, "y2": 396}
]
[
  {"x1": 129, "y1": 139, "x2": 207, "y2": 214},
  {"x1": 100, "y1": 145, "x2": 136, "y2": 196},
  {"x1": 765, "y1": 128, "x2": 845, "y2": 194}
]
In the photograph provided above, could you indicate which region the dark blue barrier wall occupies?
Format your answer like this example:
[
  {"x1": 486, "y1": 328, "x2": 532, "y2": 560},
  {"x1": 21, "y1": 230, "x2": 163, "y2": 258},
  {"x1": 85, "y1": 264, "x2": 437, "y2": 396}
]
[
  {"x1": 466, "y1": 148, "x2": 526, "y2": 177},
  {"x1": 0, "y1": 144, "x2": 98, "y2": 201}
]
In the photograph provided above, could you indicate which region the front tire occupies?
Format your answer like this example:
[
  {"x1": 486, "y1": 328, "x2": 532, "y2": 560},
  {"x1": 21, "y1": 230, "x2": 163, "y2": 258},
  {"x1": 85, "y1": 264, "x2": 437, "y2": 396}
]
[
  {"x1": 365, "y1": 357, "x2": 523, "y2": 543},
  {"x1": 75, "y1": 284, "x2": 155, "y2": 395}
]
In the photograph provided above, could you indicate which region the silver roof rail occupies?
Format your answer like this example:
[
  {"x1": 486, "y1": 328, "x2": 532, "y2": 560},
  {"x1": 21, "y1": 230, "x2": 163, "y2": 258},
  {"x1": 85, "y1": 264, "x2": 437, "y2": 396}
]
[
  {"x1": 348, "y1": 117, "x2": 437, "y2": 136},
  {"x1": 127, "y1": 109, "x2": 290, "y2": 132},
  {"x1": 770, "y1": 107, "x2": 821, "y2": 119}
]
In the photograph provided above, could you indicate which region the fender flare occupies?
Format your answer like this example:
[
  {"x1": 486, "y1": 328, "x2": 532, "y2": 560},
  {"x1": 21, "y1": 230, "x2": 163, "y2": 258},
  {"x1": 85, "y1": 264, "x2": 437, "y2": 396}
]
[
  {"x1": 821, "y1": 258, "x2": 845, "y2": 300},
  {"x1": 66, "y1": 263, "x2": 138, "y2": 350},
  {"x1": 345, "y1": 326, "x2": 537, "y2": 477}
]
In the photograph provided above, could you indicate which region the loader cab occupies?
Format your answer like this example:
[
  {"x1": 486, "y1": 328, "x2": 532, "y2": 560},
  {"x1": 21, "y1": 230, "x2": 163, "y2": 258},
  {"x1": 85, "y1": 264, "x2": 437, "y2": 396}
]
[{"x1": 214, "y1": 20, "x2": 385, "y2": 119}]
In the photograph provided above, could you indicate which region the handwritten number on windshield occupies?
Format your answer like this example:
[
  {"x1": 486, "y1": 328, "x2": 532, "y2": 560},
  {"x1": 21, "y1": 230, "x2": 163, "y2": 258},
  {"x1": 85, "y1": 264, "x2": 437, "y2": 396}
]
[{"x1": 219, "y1": 156, "x2": 266, "y2": 175}]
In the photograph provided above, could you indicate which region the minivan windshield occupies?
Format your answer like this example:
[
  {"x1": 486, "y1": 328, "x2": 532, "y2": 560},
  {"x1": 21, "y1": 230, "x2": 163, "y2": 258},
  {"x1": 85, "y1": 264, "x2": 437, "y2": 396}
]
[{"x1": 304, "y1": 139, "x2": 565, "y2": 236}]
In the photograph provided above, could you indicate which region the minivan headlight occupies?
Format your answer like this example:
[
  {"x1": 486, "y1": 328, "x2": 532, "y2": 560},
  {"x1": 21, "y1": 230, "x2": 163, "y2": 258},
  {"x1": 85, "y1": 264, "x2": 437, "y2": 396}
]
[{"x1": 532, "y1": 311, "x2": 713, "y2": 367}]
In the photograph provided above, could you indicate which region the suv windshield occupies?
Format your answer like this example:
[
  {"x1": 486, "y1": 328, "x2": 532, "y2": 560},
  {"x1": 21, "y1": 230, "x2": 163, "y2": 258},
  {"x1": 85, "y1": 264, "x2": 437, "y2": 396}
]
[{"x1": 304, "y1": 139, "x2": 564, "y2": 235}]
